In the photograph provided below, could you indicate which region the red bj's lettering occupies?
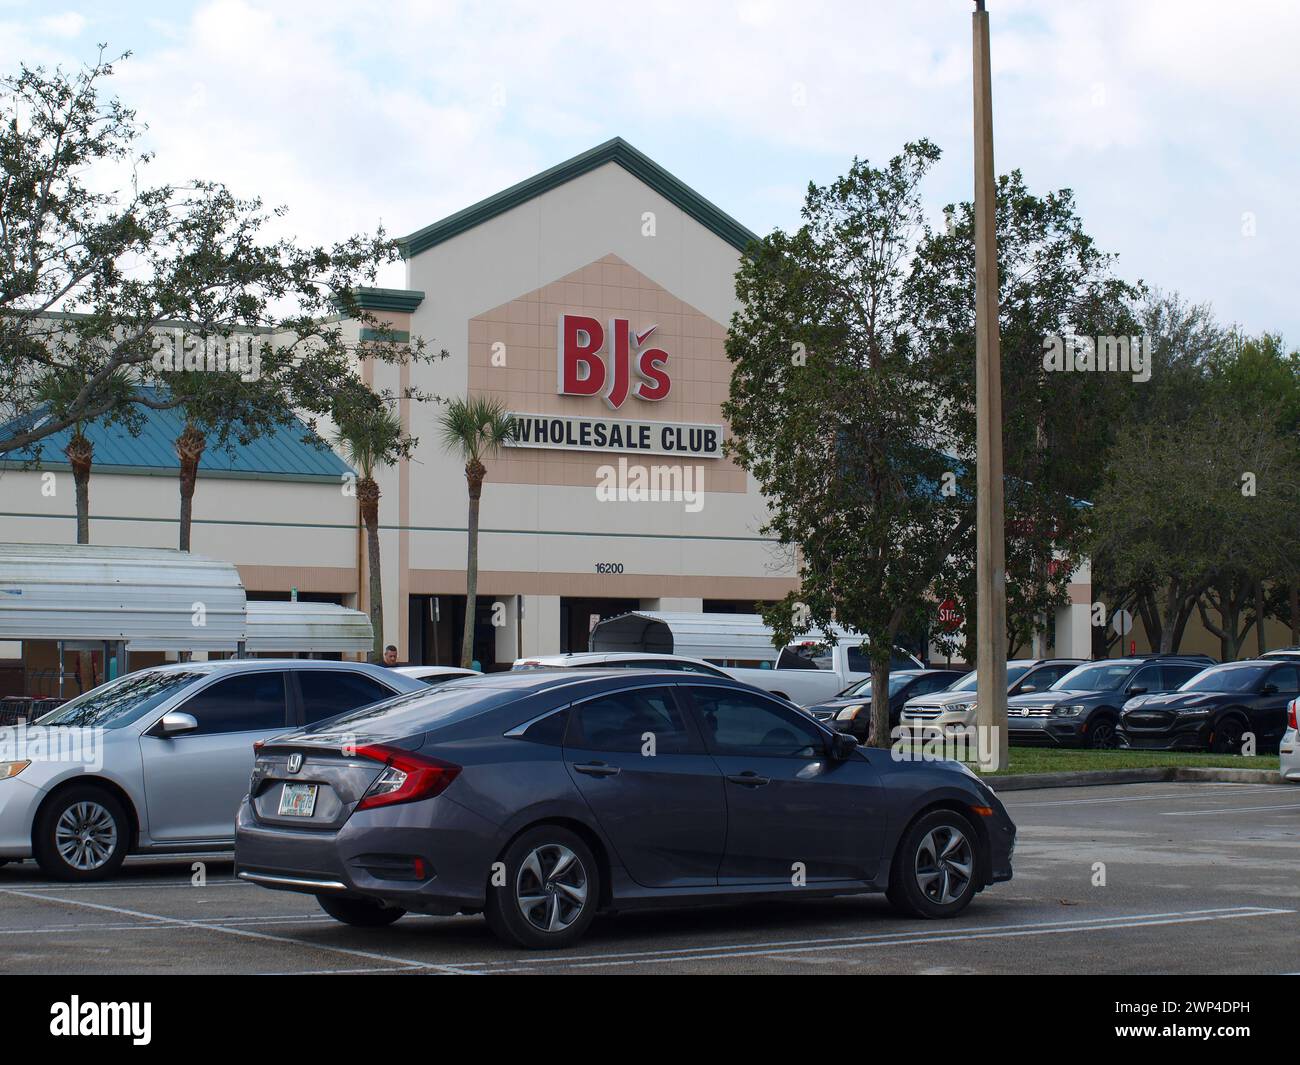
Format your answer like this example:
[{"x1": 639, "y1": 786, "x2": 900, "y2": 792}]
[{"x1": 558, "y1": 315, "x2": 605, "y2": 397}]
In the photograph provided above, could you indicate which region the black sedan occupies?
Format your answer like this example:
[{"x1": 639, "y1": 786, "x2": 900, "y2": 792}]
[
  {"x1": 1118, "y1": 659, "x2": 1300, "y2": 752},
  {"x1": 807, "y1": 669, "x2": 967, "y2": 741},
  {"x1": 235, "y1": 669, "x2": 1013, "y2": 948}
]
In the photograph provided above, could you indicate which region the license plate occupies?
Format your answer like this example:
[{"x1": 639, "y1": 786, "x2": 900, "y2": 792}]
[{"x1": 278, "y1": 782, "x2": 318, "y2": 817}]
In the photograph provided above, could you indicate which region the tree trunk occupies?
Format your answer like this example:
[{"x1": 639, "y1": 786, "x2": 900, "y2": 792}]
[
  {"x1": 65, "y1": 432, "x2": 93, "y2": 544},
  {"x1": 357, "y1": 477, "x2": 383, "y2": 663},
  {"x1": 176, "y1": 423, "x2": 207, "y2": 552},
  {"x1": 461, "y1": 459, "x2": 485, "y2": 669},
  {"x1": 869, "y1": 653, "x2": 891, "y2": 750},
  {"x1": 1255, "y1": 580, "x2": 1268, "y2": 656},
  {"x1": 1290, "y1": 584, "x2": 1299, "y2": 646}
]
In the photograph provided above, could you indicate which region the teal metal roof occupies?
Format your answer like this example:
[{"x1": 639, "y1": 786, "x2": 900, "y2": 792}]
[{"x1": 0, "y1": 400, "x2": 351, "y2": 483}]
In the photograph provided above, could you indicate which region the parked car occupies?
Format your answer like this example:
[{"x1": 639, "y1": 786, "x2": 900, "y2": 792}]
[
  {"x1": 721, "y1": 638, "x2": 925, "y2": 707},
  {"x1": 512, "y1": 651, "x2": 732, "y2": 677},
  {"x1": 1117, "y1": 659, "x2": 1300, "y2": 752},
  {"x1": 234, "y1": 669, "x2": 1015, "y2": 948},
  {"x1": 1003, "y1": 656, "x2": 1211, "y2": 749},
  {"x1": 899, "y1": 658, "x2": 1087, "y2": 735},
  {"x1": 1281, "y1": 697, "x2": 1298, "y2": 783},
  {"x1": 393, "y1": 665, "x2": 481, "y2": 686},
  {"x1": 0, "y1": 660, "x2": 425, "y2": 880},
  {"x1": 807, "y1": 669, "x2": 966, "y2": 740},
  {"x1": 1259, "y1": 647, "x2": 1300, "y2": 662}
]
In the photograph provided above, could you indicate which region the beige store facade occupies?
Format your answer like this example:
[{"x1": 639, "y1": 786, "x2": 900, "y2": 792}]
[{"x1": 365, "y1": 138, "x2": 801, "y2": 667}]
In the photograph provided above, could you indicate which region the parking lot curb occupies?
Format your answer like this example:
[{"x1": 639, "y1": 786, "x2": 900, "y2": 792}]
[{"x1": 984, "y1": 766, "x2": 1285, "y2": 791}]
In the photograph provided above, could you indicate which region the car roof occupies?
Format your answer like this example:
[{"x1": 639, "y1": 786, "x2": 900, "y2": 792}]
[
  {"x1": 517, "y1": 652, "x2": 717, "y2": 665},
  {"x1": 145, "y1": 658, "x2": 392, "y2": 671}
]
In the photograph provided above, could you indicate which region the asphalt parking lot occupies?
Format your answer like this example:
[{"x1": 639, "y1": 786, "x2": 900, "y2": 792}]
[{"x1": 0, "y1": 781, "x2": 1295, "y2": 975}]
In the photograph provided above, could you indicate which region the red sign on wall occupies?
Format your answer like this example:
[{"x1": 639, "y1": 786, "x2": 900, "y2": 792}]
[{"x1": 558, "y1": 314, "x2": 671, "y2": 410}]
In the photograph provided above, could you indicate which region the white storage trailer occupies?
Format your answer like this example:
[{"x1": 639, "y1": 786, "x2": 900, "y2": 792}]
[{"x1": 0, "y1": 544, "x2": 373, "y2": 697}]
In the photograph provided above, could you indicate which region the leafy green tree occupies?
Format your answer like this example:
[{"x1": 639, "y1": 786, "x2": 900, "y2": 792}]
[
  {"x1": 0, "y1": 51, "x2": 438, "y2": 468},
  {"x1": 725, "y1": 141, "x2": 972, "y2": 747},
  {"x1": 438, "y1": 396, "x2": 515, "y2": 670},
  {"x1": 334, "y1": 405, "x2": 410, "y2": 663},
  {"x1": 910, "y1": 171, "x2": 1139, "y2": 661}
]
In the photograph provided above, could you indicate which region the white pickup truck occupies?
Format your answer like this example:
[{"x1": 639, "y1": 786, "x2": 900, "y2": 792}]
[
  {"x1": 720, "y1": 638, "x2": 924, "y2": 707},
  {"x1": 586, "y1": 611, "x2": 923, "y2": 708}
]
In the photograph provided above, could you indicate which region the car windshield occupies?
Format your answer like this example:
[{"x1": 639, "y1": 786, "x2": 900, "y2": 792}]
[
  {"x1": 945, "y1": 664, "x2": 1031, "y2": 694},
  {"x1": 1180, "y1": 664, "x2": 1269, "y2": 692},
  {"x1": 36, "y1": 670, "x2": 207, "y2": 729},
  {"x1": 837, "y1": 674, "x2": 912, "y2": 698},
  {"x1": 1050, "y1": 662, "x2": 1134, "y2": 692}
]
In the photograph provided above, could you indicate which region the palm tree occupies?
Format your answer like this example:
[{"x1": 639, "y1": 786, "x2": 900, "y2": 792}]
[
  {"x1": 36, "y1": 371, "x2": 116, "y2": 545},
  {"x1": 64, "y1": 424, "x2": 93, "y2": 545},
  {"x1": 334, "y1": 406, "x2": 405, "y2": 663},
  {"x1": 438, "y1": 396, "x2": 515, "y2": 669},
  {"x1": 175, "y1": 421, "x2": 207, "y2": 551}
]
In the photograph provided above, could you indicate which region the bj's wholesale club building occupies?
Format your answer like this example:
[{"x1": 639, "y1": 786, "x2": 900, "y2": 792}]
[{"x1": 0, "y1": 137, "x2": 1097, "y2": 671}]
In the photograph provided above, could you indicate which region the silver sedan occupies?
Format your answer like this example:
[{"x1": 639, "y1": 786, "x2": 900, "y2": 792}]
[{"x1": 0, "y1": 659, "x2": 424, "y2": 880}]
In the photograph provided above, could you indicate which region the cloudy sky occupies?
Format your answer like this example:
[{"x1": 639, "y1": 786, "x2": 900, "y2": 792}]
[{"x1": 3, "y1": 0, "x2": 1296, "y2": 340}]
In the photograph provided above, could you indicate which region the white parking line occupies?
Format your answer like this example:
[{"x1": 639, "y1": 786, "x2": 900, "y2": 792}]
[
  {"x1": 474, "y1": 906, "x2": 1294, "y2": 972},
  {"x1": 1161, "y1": 803, "x2": 1300, "y2": 816},
  {"x1": 0, "y1": 913, "x2": 330, "y2": 934},
  {"x1": 0, "y1": 888, "x2": 480, "y2": 976},
  {"x1": 457, "y1": 905, "x2": 1289, "y2": 972},
  {"x1": 4, "y1": 878, "x2": 247, "y2": 892},
  {"x1": 1007, "y1": 787, "x2": 1294, "y2": 809},
  {"x1": 1007, "y1": 793, "x2": 1195, "y2": 807}
]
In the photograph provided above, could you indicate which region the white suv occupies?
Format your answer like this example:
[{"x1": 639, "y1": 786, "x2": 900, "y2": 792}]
[{"x1": 1282, "y1": 697, "x2": 1298, "y2": 784}]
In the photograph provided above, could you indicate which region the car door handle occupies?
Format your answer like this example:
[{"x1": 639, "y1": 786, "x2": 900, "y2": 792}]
[
  {"x1": 572, "y1": 762, "x2": 621, "y2": 778},
  {"x1": 726, "y1": 771, "x2": 770, "y2": 787}
]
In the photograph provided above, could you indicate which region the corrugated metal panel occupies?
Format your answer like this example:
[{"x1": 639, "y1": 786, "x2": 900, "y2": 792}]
[
  {"x1": 244, "y1": 601, "x2": 373, "y2": 653},
  {"x1": 589, "y1": 611, "x2": 870, "y2": 662},
  {"x1": 0, "y1": 543, "x2": 247, "y2": 651},
  {"x1": 1, "y1": 391, "x2": 351, "y2": 480}
]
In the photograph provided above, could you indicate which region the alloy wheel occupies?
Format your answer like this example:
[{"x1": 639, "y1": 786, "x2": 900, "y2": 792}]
[
  {"x1": 54, "y1": 801, "x2": 118, "y2": 872},
  {"x1": 515, "y1": 843, "x2": 589, "y2": 933},
  {"x1": 914, "y1": 824, "x2": 973, "y2": 905}
]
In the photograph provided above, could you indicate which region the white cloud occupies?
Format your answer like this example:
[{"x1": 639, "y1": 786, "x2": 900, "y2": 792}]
[{"x1": 2, "y1": 0, "x2": 1296, "y2": 337}]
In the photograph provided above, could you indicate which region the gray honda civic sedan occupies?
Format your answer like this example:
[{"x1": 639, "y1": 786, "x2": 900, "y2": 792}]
[{"x1": 235, "y1": 669, "x2": 1015, "y2": 949}]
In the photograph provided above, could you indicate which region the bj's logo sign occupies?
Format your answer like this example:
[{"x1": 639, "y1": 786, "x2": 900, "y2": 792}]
[{"x1": 557, "y1": 314, "x2": 671, "y2": 409}]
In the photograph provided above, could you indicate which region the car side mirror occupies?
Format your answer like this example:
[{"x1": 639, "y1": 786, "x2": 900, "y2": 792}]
[
  {"x1": 829, "y1": 731, "x2": 858, "y2": 760},
  {"x1": 1017, "y1": 683, "x2": 1037, "y2": 694},
  {"x1": 1128, "y1": 685, "x2": 1148, "y2": 696},
  {"x1": 156, "y1": 711, "x2": 198, "y2": 736},
  {"x1": 1259, "y1": 682, "x2": 1278, "y2": 695}
]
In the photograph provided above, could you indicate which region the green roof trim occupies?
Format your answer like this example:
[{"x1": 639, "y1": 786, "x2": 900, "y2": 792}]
[
  {"x1": 349, "y1": 287, "x2": 426, "y2": 313},
  {"x1": 397, "y1": 137, "x2": 760, "y2": 258}
]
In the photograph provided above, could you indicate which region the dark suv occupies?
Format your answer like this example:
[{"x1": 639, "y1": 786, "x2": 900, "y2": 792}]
[
  {"x1": 1004, "y1": 656, "x2": 1213, "y2": 749},
  {"x1": 1118, "y1": 659, "x2": 1300, "y2": 752}
]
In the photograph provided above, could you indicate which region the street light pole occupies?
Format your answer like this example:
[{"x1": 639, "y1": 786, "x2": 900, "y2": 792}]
[{"x1": 972, "y1": 0, "x2": 1009, "y2": 771}]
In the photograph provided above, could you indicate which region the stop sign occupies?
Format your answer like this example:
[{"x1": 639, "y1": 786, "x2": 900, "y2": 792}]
[{"x1": 937, "y1": 598, "x2": 963, "y2": 633}]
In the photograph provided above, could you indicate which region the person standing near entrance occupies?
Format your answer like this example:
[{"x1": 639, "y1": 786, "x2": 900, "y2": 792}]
[{"x1": 382, "y1": 645, "x2": 399, "y2": 667}]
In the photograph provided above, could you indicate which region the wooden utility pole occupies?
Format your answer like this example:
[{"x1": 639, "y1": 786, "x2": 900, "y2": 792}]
[{"x1": 973, "y1": 0, "x2": 1009, "y2": 770}]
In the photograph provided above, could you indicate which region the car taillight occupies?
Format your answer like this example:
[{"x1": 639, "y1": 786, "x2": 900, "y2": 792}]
[
  {"x1": 1289, "y1": 698, "x2": 1298, "y2": 732},
  {"x1": 354, "y1": 744, "x2": 461, "y2": 811}
]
